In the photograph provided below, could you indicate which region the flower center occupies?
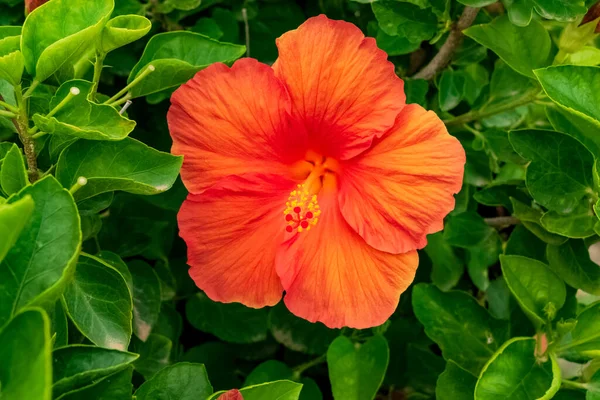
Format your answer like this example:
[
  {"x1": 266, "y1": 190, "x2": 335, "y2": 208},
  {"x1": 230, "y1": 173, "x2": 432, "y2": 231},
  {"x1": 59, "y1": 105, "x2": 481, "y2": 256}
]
[{"x1": 283, "y1": 153, "x2": 337, "y2": 233}]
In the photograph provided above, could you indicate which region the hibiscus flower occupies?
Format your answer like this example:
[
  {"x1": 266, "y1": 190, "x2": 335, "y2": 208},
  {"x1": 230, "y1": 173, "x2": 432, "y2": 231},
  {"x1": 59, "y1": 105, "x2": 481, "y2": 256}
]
[{"x1": 168, "y1": 15, "x2": 465, "y2": 329}]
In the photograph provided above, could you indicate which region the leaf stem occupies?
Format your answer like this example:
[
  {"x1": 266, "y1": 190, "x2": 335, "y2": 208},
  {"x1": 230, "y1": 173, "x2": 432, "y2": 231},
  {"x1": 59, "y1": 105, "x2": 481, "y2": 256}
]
[
  {"x1": 444, "y1": 90, "x2": 541, "y2": 127},
  {"x1": 105, "y1": 64, "x2": 155, "y2": 105},
  {"x1": 0, "y1": 99, "x2": 19, "y2": 113},
  {"x1": 47, "y1": 86, "x2": 81, "y2": 119},
  {"x1": 292, "y1": 354, "x2": 326, "y2": 377},
  {"x1": 0, "y1": 110, "x2": 17, "y2": 118},
  {"x1": 11, "y1": 86, "x2": 39, "y2": 182},
  {"x1": 242, "y1": 8, "x2": 250, "y2": 57},
  {"x1": 89, "y1": 52, "x2": 106, "y2": 101},
  {"x1": 561, "y1": 379, "x2": 588, "y2": 390},
  {"x1": 412, "y1": 6, "x2": 480, "y2": 80},
  {"x1": 23, "y1": 80, "x2": 40, "y2": 98},
  {"x1": 484, "y1": 216, "x2": 520, "y2": 229},
  {"x1": 69, "y1": 176, "x2": 88, "y2": 195}
]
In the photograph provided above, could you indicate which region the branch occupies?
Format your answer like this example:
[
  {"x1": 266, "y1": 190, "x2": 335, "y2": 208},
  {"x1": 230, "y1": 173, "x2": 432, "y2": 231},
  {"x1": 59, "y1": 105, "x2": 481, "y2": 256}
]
[
  {"x1": 484, "y1": 216, "x2": 520, "y2": 229},
  {"x1": 412, "y1": 7, "x2": 480, "y2": 80}
]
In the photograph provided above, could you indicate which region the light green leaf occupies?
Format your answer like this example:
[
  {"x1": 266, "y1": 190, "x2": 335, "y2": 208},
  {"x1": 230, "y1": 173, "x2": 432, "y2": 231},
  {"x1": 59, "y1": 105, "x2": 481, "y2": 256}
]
[
  {"x1": 129, "y1": 259, "x2": 161, "y2": 341},
  {"x1": 556, "y1": 301, "x2": 600, "y2": 361},
  {"x1": 55, "y1": 137, "x2": 183, "y2": 202},
  {"x1": 541, "y1": 202, "x2": 596, "y2": 239},
  {"x1": 209, "y1": 381, "x2": 303, "y2": 400},
  {"x1": 546, "y1": 106, "x2": 600, "y2": 155},
  {"x1": 327, "y1": 335, "x2": 389, "y2": 400},
  {"x1": 268, "y1": 302, "x2": 339, "y2": 355},
  {"x1": 0, "y1": 34, "x2": 24, "y2": 85},
  {"x1": 457, "y1": 0, "x2": 496, "y2": 6},
  {"x1": 425, "y1": 232, "x2": 465, "y2": 292},
  {"x1": 56, "y1": 366, "x2": 133, "y2": 400},
  {"x1": 475, "y1": 337, "x2": 560, "y2": 400},
  {"x1": 186, "y1": 292, "x2": 269, "y2": 344},
  {"x1": 32, "y1": 80, "x2": 136, "y2": 141},
  {"x1": 412, "y1": 283, "x2": 510, "y2": 375},
  {"x1": 535, "y1": 66, "x2": 600, "y2": 127},
  {"x1": 52, "y1": 345, "x2": 138, "y2": 398},
  {"x1": 1, "y1": 143, "x2": 28, "y2": 195},
  {"x1": 0, "y1": 308, "x2": 51, "y2": 400},
  {"x1": 547, "y1": 240, "x2": 600, "y2": 295},
  {"x1": 587, "y1": 369, "x2": 600, "y2": 400},
  {"x1": 0, "y1": 176, "x2": 81, "y2": 327},
  {"x1": 21, "y1": 0, "x2": 113, "y2": 82},
  {"x1": 62, "y1": 254, "x2": 133, "y2": 351},
  {"x1": 510, "y1": 197, "x2": 568, "y2": 245},
  {"x1": 500, "y1": 255, "x2": 566, "y2": 326},
  {"x1": 509, "y1": 129, "x2": 595, "y2": 213},
  {"x1": 0, "y1": 194, "x2": 33, "y2": 263},
  {"x1": 371, "y1": 0, "x2": 437, "y2": 41},
  {"x1": 464, "y1": 15, "x2": 551, "y2": 78},
  {"x1": 436, "y1": 360, "x2": 477, "y2": 400},
  {"x1": 134, "y1": 362, "x2": 212, "y2": 400},
  {"x1": 244, "y1": 360, "x2": 293, "y2": 387},
  {"x1": 100, "y1": 15, "x2": 151, "y2": 54},
  {"x1": 127, "y1": 31, "x2": 245, "y2": 98}
]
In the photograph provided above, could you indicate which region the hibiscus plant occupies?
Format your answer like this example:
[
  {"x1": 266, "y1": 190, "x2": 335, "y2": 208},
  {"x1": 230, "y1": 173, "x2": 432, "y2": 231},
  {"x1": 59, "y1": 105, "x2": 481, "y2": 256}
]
[{"x1": 1, "y1": 0, "x2": 600, "y2": 399}]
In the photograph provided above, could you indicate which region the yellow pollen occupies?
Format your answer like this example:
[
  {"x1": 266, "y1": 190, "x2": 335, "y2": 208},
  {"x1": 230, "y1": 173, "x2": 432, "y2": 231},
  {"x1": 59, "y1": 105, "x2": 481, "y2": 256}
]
[{"x1": 283, "y1": 184, "x2": 321, "y2": 233}]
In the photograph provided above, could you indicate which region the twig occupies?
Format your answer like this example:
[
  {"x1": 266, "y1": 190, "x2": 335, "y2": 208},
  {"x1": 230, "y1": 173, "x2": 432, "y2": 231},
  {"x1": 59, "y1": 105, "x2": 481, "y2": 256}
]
[
  {"x1": 242, "y1": 8, "x2": 250, "y2": 57},
  {"x1": 413, "y1": 7, "x2": 480, "y2": 80},
  {"x1": 484, "y1": 216, "x2": 520, "y2": 229}
]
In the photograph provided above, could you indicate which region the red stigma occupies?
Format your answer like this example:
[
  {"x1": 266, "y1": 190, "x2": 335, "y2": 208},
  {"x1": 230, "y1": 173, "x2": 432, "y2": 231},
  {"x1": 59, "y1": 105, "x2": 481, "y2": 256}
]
[
  {"x1": 301, "y1": 221, "x2": 309, "y2": 229},
  {"x1": 286, "y1": 225, "x2": 293, "y2": 232},
  {"x1": 293, "y1": 206, "x2": 301, "y2": 213},
  {"x1": 285, "y1": 214, "x2": 293, "y2": 221},
  {"x1": 306, "y1": 211, "x2": 313, "y2": 219}
]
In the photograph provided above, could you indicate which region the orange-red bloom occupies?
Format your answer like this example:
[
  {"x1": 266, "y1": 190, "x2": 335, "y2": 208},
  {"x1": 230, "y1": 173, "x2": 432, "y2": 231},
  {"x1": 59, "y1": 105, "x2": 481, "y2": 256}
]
[{"x1": 168, "y1": 15, "x2": 465, "y2": 329}]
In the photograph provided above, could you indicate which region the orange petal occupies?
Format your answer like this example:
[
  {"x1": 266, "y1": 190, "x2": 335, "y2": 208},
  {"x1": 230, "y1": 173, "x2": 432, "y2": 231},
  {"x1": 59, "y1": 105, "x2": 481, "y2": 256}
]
[
  {"x1": 273, "y1": 15, "x2": 405, "y2": 160},
  {"x1": 276, "y1": 191, "x2": 418, "y2": 329},
  {"x1": 217, "y1": 389, "x2": 243, "y2": 400},
  {"x1": 168, "y1": 58, "x2": 305, "y2": 194},
  {"x1": 338, "y1": 104, "x2": 465, "y2": 254},
  {"x1": 178, "y1": 174, "x2": 296, "y2": 308}
]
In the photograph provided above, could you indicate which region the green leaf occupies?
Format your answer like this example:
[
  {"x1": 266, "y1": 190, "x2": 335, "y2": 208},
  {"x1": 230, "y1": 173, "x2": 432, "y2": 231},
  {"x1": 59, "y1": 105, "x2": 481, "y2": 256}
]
[
  {"x1": 500, "y1": 255, "x2": 566, "y2": 326},
  {"x1": 100, "y1": 15, "x2": 151, "y2": 54},
  {"x1": 510, "y1": 197, "x2": 568, "y2": 245},
  {"x1": 536, "y1": 66, "x2": 600, "y2": 127},
  {"x1": 457, "y1": 0, "x2": 497, "y2": 6},
  {"x1": 464, "y1": 15, "x2": 551, "y2": 78},
  {"x1": 540, "y1": 202, "x2": 597, "y2": 239},
  {"x1": 55, "y1": 137, "x2": 183, "y2": 202},
  {"x1": 0, "y1": 194, "x2": 33, "y2": 263},
  {"x1": 412, "y1": 283, "x2": 510, "y2": 375},
  {"x1": 129, "y1": 259, "x2": 161, "y2": 341},
  {"x1": 134, "y1": 362, "x2": 212, "y2": 400},
  {"x1": 444, "y1": 211, "x2": 496, "y2": 248},
  {"x1": 547, "y1": 240, "x2": 600, "y2": 295},
  {"x1": 532, "y1": 0, "x2": 587, "y2": 21},
  {"x1": 51, "y1": 301, "x2": 69, "y2": 348},
  {"x1": 438, "y1": 69, "x2": 466, "y2": 112},
  {"x1": 244, "y1": 360, "x2": 293, "y2": 387},
  {"x1": 404, "y1": 78, "x2": 429, "y2": 107},
  {"x1": 1, "y1": 143, "x2": 28, "y2": 195},
  {"x1": 501, "y1": 0, "x2": 534, "y2": 26},
  {"x1": 546, "y1": 106, "x2": 600, "y2": 156},
  {"x1": 62, "y1": 254, "x2": 133, "y2": 351},
  {"x1": 505, "y1": 224, "x2": 548, "y2": 262},
  {"x1": 52, "y1": 345, "x2": 138, "y2": 398},
  {"x1": 21, "y1": 0, "x2": 113, "y2": 82},
  {"x1": 268, "y1": 302, "x2": 339, "y2": 355},
  {"x1": 127, "y1": 31, "x2": 245, "y2": 98},
  {"x1": 32, "y1": 80, "x2": 136, "y2": 141},
  {"x1": 0, "y1": 176, "x2": 81, "y2": 327},
  {"x1": 436, "y1": 360, "x2": 477, "y2": 400},
  {"x1": 56, "y1": 365, "x2": 133, "y2": 400},
  {"x1": 371, "y1": 0, "x2": 437, "y2": 42},
  {"x1": 327, "y1": 335, "x2": 389, "y2": 400},
  {"x1": 509, "y1": 129, "x2": 595, "y2": 213},
  {"x1": 587, "y1": 369, "x2": 600, "y2": 400},
  {"x1": 556, "y1": 301, "x2": 600, "y2": 361},
  {"x1": 0, "y1": 308, "x2": 51, "y2": 400},
  {"x1": 209, "y1": 381, "x2": 303, "y2": 400},
  {"x1": 0, "y1": 34, "x2": 24, "y2": 85},
  {"x1": 425, "y1": 232, "x2": 464, "y2": 292},
  {"x1": 132, "y1": 334, "x2": 172, "y2": 380},
  {"x1": 186, "y1": 292, "x2": 269, "y2": 344},
  {"x1": 183, "y1": 342, "x2": 241, "y2": 390},
  {"x1": 475, "y1": 337, "x2": 560, "y2": 400}
]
